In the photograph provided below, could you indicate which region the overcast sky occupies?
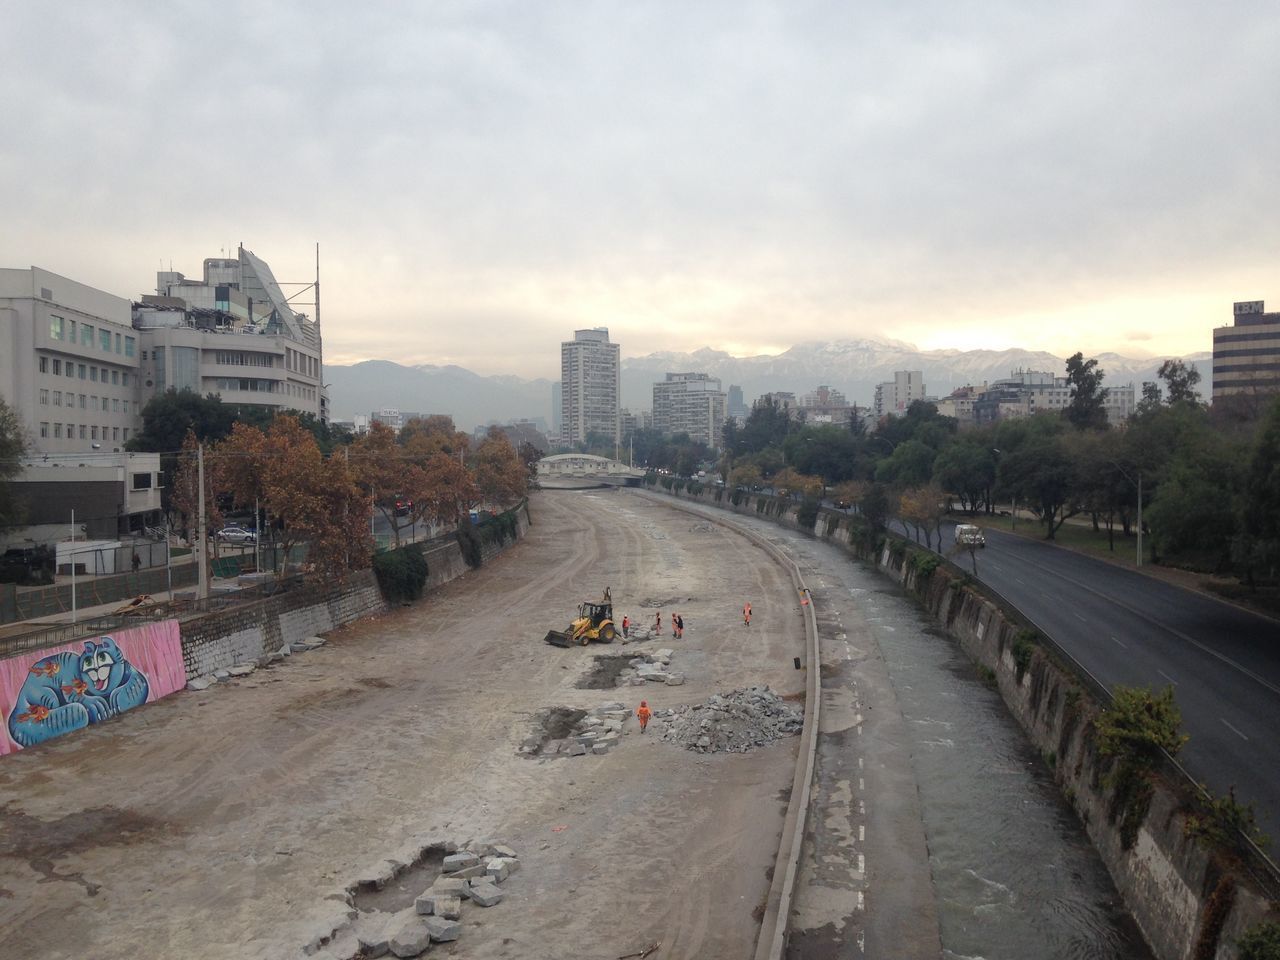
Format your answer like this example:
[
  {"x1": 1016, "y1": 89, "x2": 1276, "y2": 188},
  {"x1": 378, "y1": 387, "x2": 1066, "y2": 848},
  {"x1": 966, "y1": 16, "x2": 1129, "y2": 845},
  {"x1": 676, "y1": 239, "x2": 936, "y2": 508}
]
[{"x1": 3, "y1": 1, "x2": 1278, "y2": 378}]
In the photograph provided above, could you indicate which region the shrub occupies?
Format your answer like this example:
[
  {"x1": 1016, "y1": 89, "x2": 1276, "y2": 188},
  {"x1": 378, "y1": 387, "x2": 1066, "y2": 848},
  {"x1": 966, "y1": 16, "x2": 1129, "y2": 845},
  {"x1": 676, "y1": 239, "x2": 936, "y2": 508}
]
[
  {"x1": 909, "y1": 552, "x2": 942, "y2": 580},
  {"x1": 1238, "y1": 922, "x2": 1280, "y2": 960},
  {"x1": 1184, "y1": 785, "x2": 1270, "y2": 851},
  {"x1": 371, "y1": 542, "x2": 429, "y2": 603},
  {"x1": 731, "y1": 490, "x2": 743, "y2": 507},
  {"x1": 1011, "y1": 629, "x2": 1037, "y2": 681},
  {"x1": 456, "y1": 521, "x2": 483, "y2": 568},
  {"x1": 643, "y1": 471, "x2": 658, "y2": 486},
  {"x1": 796, "y1": 497, "x2": 820, "y2": 530}
]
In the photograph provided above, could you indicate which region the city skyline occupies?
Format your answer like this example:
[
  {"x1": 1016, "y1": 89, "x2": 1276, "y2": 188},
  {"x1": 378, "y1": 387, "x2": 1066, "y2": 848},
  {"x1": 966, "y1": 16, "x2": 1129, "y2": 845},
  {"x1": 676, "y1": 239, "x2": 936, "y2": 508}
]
[{"x1": 4, "y1": 3, "x2": 1278, "y2": 380}]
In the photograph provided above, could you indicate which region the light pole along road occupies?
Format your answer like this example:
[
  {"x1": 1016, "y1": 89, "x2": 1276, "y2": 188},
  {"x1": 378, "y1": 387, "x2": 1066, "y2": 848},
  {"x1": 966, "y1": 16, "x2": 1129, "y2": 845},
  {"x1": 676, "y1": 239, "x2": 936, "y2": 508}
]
[{"x1": 938, "y1": 522, "x2": 1280, "y2": 844}]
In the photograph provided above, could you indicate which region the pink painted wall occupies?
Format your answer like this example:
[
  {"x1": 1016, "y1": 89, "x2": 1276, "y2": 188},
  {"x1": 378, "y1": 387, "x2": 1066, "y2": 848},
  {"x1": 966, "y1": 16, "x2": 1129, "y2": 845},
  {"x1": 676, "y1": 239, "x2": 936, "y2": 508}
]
[{"x1": 0, "y1": 620, "x2": 184, "y2": 755}]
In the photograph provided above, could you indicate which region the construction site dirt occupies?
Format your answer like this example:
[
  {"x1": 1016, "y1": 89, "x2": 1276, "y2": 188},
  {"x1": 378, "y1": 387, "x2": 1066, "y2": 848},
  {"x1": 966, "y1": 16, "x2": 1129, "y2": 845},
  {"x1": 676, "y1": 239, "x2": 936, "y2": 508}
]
[{"x1": 0, "y1": 490, "x2": 807, "y2": 959}]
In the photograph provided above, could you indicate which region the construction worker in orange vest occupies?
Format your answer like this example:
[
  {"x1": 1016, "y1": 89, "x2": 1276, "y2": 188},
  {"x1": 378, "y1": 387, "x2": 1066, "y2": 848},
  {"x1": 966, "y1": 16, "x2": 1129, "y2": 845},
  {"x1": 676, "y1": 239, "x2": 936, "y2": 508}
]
[
  {"x1": 743, "y1": 601, "x2": 752, "y2": 626},
  {"x1": 637, "y1": 700, "x2": 652, "y2": 733}
]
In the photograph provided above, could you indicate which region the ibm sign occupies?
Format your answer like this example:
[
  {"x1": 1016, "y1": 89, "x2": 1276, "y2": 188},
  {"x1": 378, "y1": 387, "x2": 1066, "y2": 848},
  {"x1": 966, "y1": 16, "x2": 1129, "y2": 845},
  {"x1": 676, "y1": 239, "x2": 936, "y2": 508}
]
[{"x1": 1234, "y1": 301, "x2": 1265, "y2": 315}]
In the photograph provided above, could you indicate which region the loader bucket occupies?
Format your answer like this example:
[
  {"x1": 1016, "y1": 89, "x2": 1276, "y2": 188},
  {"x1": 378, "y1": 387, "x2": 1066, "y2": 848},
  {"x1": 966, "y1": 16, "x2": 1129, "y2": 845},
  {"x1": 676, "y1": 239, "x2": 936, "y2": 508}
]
[{"x1": 544, "y1": 630, "x2": 573, "y2": 647}]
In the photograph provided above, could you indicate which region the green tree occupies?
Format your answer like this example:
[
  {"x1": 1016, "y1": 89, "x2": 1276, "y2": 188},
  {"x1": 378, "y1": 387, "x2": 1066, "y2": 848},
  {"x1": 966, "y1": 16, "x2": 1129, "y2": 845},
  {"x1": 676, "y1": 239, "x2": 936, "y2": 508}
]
[
  {"x1": 875, "y1": 439, "x2": 936, "y2": 489},
  {"x1": 127, "y1": 389, "x2": 237, "y2": 451},
  {"x1": 1063, "y1": 352, "x2": 1110, "y2": 430},
  {"x1": 998, "y1": 435, "x2": 1079, "y2": 539},
  {"x1": 1157, "y1": 359, "x2": 1203, "y2": 406},
  {"x1": 932, "y1": 438, "x2": 996, "y2": 514},
  {"x1": 1238, "y1": 396, "x2": 1280, "y2": 584},
  {"x1": 0, "y1": 397, "x2": 29, "y2": 527},
  {"x1": 784, "y1": 424, "x2": 859, "y2": 485},
  {"x1": 730, "y1": 396, "x2": 796, "y2": 456}
]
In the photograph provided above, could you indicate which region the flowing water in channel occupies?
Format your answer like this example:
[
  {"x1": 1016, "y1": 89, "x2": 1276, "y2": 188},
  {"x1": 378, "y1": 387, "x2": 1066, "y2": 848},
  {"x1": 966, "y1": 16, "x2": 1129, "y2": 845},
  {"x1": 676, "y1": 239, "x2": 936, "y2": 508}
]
[{"x1": 849, "y1": 576, "x2": 1152, "y2": 960}]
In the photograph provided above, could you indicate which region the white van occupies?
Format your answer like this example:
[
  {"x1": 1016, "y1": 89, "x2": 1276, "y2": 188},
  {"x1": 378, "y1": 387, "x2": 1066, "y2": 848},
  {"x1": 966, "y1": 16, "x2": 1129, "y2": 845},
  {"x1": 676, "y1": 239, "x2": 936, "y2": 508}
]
[{"x1": 955, "y1": 524, "x2": 986, "y2": 548}]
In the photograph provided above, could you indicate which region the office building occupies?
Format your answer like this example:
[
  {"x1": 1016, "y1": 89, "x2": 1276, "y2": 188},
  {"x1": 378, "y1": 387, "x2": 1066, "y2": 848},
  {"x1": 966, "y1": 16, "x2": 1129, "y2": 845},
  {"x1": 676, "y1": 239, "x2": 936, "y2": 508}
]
[
  {"x1": 134, "y1": 246, "x2": 326, "y2": 421},
  {"x1": 727, "y1": 384, "x2": 747, "y2": 420},
  {"x1": 875, "y1": 371, "x2": 926, "y2": 418},
  {"x1": 0, "y1": 266, "x2": 141, "y2": 454},
  {"x1": 560, "y1": 328, "x2": 620, "y2": 446},
  {"x1": 1213, "y1": 300, "x2": 1280, "y2": 400},
  {"x1": 652, "y1": 373, "x2": 727, "y2": 449}
]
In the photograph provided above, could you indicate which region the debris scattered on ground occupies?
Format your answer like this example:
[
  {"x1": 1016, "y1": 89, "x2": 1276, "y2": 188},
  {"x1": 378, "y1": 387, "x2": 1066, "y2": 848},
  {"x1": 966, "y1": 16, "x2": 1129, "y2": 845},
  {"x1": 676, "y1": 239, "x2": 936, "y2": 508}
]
[
  {"x1": 185, "y1": 636, "x2": 329, "y2": 692},
  {"x1": 309, "y1": 841, "x2": 522, "y2": 958},
  {"x1": 656, "y1": 687, "x2": 802, "y2": 753},
  {"x1": 520, "y1": 702, "x2": 632, "y2": 758}
]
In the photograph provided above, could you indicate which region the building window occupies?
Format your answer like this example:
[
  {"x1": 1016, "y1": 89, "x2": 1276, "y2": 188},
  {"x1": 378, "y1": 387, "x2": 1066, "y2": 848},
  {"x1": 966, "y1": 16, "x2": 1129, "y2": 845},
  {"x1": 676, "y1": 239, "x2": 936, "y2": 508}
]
[
  {"x1": 102, "y1": 397, "x2": 110, "y2": 411},
  {"x1": 112, "y1": 370, "x2": 119, "y2": 385},
  {"x1": 67, "y1": 319, "x2": 76, "y2": 341},
  {"x1": 81, "y1": 324, "x2": 93, "y2": 347},
  {"x1": 90, "y1": 395, "x2": 97, "y2": 408},
  {"x1": 39, "y1": 389, "x2": 49, "y2": 405},
  {"x1": 40, "y1": 423, "x2": 48, "y2": 438},
  {"x1": 115, "y1": 333, "x2": 122, "y2": 354},
  {"x1": 53, "y1": 423, "x2": 62, "y2": 438},
  {"x1": 90, "y1": 426, "x2": 98, "y2": 440},
  {"x1": 90, "y1": 367, "x2": 98, "y2": 382},
  {"x1": 131, "y1": 472, "x2": 152, "y2": 490},
  {"x1": 52, "y1": 358, "x2": 61, "y2": 375},
  {"x1": 112, "y1": 427, "x2": 119, "y2": 441},
  {"x1": 78, "y1": 363, "x2": 86, "y2": 379},
  {"x1": 79, "y1": 394, "x2": 86, "y2": 408},
  {"x1": 78, "y1": 425, "x2": 86, "y2": 439},
  {"x1": 50, "y1": 315, "x2": 64, "y2": 340},
  {"x1": 122, "y1": 400, "x2": 129, "y2": 413},
  {"x1": 122, "y1": 428, "x2": 129, "y2": 442},
  {"x1": 113, "y1": 399, "x2": 120, "y2": 412},
  {"x1": 122, "y1": 373, "x2": 129, "y2": 387},
  {"x1": 52, "y1": 391, "x2": 61, "y2": 406},
  {"x1": 39, "y1": 356, "x2": 48, "y2": 373},
  {"x1": 65, "y1": 364, "x2": 74, "y2": 378},
  {"x1": 99, "y1": 328, "x2": 111, "y2": 351},
  {"x1": 125, "y1": 336, "x2": 135, "y2": 358}
]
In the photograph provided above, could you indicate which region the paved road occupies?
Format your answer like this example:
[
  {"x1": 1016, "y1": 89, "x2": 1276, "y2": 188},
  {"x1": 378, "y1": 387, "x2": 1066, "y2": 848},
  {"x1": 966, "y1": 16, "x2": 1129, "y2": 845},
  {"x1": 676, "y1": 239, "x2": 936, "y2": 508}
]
[{"x1": 936, "y1": 522, "x2": 1280, "y2": 842}]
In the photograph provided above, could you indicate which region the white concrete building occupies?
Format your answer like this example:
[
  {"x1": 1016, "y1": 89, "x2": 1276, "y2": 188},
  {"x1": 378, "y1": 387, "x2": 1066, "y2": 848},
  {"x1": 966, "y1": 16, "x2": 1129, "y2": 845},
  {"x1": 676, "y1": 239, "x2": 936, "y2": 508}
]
[
  {"x1": 560, "y1": 328, "x2": 620, "y2": 447},
  {"x1": 0, "y1": 266, "x2": 141, "y2": 454},
  {"x1": 134, "y1": 247, "x2": 326, "y2": 421},
  {"x1": 652, "y1": 373, "x2": 727, "y2": 449}
]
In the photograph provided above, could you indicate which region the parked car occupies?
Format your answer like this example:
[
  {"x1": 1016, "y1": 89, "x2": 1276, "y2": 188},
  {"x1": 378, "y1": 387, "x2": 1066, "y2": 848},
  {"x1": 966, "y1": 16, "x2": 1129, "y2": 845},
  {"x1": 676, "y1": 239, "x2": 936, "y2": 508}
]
[
  {"x1": 215, "y1": 526, "x2": 257, "y2": 544},
  {"x1": 393, "y1": 495, "x2": 413, "y2": 517}
]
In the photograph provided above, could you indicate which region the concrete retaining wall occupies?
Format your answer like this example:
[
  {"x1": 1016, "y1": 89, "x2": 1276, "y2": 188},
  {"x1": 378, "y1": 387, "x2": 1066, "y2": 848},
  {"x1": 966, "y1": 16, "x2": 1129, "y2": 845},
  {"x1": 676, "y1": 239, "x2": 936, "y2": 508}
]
[
  {"x1": 180, "y1": 500, "x2": 532, "y2": 680},
  {"x1": 649, "y1": 484, "x2": 1278, "y2": 960}
]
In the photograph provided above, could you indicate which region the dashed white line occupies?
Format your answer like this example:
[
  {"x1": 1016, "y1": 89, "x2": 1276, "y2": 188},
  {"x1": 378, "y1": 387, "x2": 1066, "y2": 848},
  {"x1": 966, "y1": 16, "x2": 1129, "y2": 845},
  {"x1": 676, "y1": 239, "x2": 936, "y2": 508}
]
[
  {"x1": 1221, "y1": 718, "x2": 1250, "y2": 741},
  {"x1": 1158, "y1": 669, "x2": 1178, "y2": 686},
  {"x1": 1014, "y1": 577, "x2": 1026, "y2": 585},
  {"x1": 1111, "y1": 636, "x2": 1127, "y2": 649},
  {"x1": 1073, "y1": 611, "x2": 1087, "y2": 623}
]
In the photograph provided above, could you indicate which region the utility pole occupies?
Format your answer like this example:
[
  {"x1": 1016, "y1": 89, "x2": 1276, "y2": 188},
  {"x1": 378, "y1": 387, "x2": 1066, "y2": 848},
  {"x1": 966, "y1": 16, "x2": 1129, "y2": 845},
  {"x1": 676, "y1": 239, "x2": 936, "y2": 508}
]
[
  {"x1": 197, "y1": 443, "x2": 209, "y2": 600},
  {"x1": 314, "y1": 242, "x2": 320, "y2": 331},
  {"x1": 70, "y1": 508, "x2": 77, "y2": 624},
  {"x1": 1137, "y1": 472, "x2": 1143, "y2": 568},
  {"x1": 165, "y1": 517, "x2": 173, "y2": 599},
  {"x1": 254, "y1": 495, "x2": 260, "y2": 574}
]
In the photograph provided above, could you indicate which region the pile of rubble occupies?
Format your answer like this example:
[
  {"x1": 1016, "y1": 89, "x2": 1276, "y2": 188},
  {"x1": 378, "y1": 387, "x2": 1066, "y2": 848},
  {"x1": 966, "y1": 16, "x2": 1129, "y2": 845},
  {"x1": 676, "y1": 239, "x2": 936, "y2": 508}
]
[
  {"x1": 655, "y1": 686, "x2": 803, "y2": 753},
  {"x1": 336, "y1": 844, "x2": 521, "y2": 958},
  {"x1": 186, "y1": 635, "x2": 329, "y2": 691},
  {"x1": 532, "y1": 702, "x2": 630, "y2": 757},
  {"x1": 619, "y1": 648, "x2": 685, "y2": 686}
]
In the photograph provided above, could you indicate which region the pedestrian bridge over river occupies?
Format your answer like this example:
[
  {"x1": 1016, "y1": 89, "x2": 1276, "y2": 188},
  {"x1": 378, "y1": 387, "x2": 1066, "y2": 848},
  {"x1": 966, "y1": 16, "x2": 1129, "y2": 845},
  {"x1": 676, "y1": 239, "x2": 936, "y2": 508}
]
[{"x1": 535, "y1": 453, "x2": 646, "y2": 489}]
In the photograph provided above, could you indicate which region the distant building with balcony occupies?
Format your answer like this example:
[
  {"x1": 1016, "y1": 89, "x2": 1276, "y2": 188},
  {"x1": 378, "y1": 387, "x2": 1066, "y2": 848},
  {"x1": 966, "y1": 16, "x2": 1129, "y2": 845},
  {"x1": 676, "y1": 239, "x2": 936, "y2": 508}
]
[
  {"x1": 560, "y1": 328, "x2": 620, "y2": 446},
  {"x1": 1213, "y1": 300, "x2": 1280, "y2": 400},
  {"x1": 653, "y1": 373, "x2": 727, "y2": 449},
  {"x1": 873, "y1": 371, "x2": 926, "y2": 419},
  {"x1": 133, "y1": 246, "x2": 326, "y2": 421}
]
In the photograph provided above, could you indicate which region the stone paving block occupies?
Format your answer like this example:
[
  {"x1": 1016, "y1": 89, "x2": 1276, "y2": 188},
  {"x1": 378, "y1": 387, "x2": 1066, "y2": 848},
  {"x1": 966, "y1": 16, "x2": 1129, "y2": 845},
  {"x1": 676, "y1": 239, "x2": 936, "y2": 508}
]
[
  {"x1": 228, "y1": 663, "x2": 256, "y2": 677},
  {"x1": 567, "y1": 742, "x2": 587, "y2": 756},
  {"x1": 492, "y1": 844, "x2": 518, "y2": 859},
  {"x1": 541, "y1": 740, "x2": 561, "y2": 755},
  {"x1": 428, "y1": 877, "x2": 467, "y2": 897},
  {"x1": 353, "y1": 910, "x2": 394, "y2": 958},
  {"x1": 441, "y1": 851, "x2": 479, "y2": 873},
  {"x1": 665, "y1": 673, "x2": 686, "y2": 686},
  {"x1": 484, "y1": 858, "x2": 509, "y2": 882},
  {"x1": 425, "y1": 915, "x2": 461, "y2": 942},
  {"x1": 592, "y1": 742, "x2": 612, "y2": 755},
  {"x1": 388, "y1": 914, "x2": 432, "y2": 957},
  {"x1": 452, "y1": 863, "x2": 487, "y2": 879},
  {"x1": 469, "y1": 881, "x2": 505, "y2": 907},
  {"x1": 186, "y1": 676, "x2": 215, "y2": 691},
  {"x1": 213, "y1": 669, "x2": 231, "y2": 681}
]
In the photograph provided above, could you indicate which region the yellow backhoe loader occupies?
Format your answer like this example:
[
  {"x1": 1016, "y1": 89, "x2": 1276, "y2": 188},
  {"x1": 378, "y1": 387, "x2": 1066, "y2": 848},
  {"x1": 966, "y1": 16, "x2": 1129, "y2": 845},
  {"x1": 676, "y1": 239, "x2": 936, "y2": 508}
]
[{"x1": 544, "y1": 587, "x2": 618, "y2": 647}]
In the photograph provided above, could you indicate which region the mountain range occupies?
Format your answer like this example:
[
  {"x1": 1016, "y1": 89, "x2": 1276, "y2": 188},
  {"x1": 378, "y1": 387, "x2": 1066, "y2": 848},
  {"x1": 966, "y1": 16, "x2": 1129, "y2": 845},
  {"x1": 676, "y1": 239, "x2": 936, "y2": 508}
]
[{"x1": 325, "y1": 339, "x2": 1213, "y2": 432}]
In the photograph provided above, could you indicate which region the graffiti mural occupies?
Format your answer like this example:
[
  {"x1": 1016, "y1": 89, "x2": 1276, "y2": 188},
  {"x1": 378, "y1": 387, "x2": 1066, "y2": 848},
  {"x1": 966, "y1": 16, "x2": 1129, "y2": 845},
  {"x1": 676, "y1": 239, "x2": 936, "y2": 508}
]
[{"x1": 0, "y1": 620, "x2": 184, "y2": 755}]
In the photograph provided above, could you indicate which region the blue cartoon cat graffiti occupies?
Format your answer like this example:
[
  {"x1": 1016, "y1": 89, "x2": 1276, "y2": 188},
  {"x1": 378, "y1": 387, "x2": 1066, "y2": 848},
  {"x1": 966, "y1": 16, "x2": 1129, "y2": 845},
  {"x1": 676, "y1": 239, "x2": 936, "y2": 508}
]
[{"x1": 7, "y1": 636, "x2": 150, "y2": 749}]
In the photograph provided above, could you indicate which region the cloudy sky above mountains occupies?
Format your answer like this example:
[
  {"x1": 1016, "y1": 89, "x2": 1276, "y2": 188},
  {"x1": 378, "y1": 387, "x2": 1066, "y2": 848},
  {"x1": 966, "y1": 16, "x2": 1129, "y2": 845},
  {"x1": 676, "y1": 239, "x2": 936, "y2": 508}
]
[{"x1": 4, "y1": 1, "x2": 1277, "y2": 378}]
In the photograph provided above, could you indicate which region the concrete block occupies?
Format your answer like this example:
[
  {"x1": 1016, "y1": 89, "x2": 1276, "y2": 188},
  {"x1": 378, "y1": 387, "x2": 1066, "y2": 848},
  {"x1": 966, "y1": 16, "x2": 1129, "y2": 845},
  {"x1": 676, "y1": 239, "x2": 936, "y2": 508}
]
[
  {"x1": 353, "y1": 910, "x2": 394, "y2": 958},
  {"x1": 468, "y1": 842, "x2": 497, "y2": 858},
  {"x1": 492, "y1": 844, "x2": 518, "y2": 859},
  {"x1": 388, "y1": 915, "x2": 432, "y2": 957},
  {"x1": 277, "y1": 644, "x2": 292, "y2": 657},
  {"x1": 469, "y1": 881, "x2": 505, "y2": 907},
  {"x1": 567, "y1": 742, "x2": 587, "y2": 757},
  {"x1": 592, "y1": 742, "x2": 612, "y2": 755},
  {"x1": 228, "y1": 663, "x2": 255, "y2": 677},
  {"x1": 665, "y1": 673, "x2": 686, "y2": 686},
  {"x1": 213, "y1": 669, "x2": 231, "y2": 681},
  {"x1": 186, "y1": 676, "x2": 215, "y2": 691},
  {"x1": 427, "y1": 877, "x2": 467, "y2": 898},
  {"x1": 452, "y1": 863, "x2": 487, "y2": 879},
  {"x1": 541, "y1": 740, "x2": 561, "y2": 755},
  {"x1": 416, "y1": 894, "x2": 460, "y2": 919},
  {"x1": 441, "y1": 851, "x2": 479, "y2": 873},
  {"x1": 484, "y1": 858, "x2": 510, "y2": 882},
  {"x1": 575, "y1": 731, "x2": 599, "y2": 744},
  {"x1": 425, "y1": 915, "x2": 461, "y2": 942}
]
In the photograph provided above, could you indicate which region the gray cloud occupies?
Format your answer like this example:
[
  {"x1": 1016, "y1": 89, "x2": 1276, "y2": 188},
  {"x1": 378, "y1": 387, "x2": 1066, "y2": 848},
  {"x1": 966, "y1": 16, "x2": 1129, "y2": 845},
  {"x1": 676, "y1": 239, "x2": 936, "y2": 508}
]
[{"x1": 3, "y1": 1, "x2": 1277, "y2": 377}]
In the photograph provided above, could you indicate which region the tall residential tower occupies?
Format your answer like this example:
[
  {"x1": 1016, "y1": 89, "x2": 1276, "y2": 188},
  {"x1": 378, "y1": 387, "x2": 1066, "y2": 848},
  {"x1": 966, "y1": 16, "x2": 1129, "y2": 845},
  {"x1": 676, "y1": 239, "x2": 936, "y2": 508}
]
[{"x1": 560, "y1": 327, "x2": 620, "y2": 447}]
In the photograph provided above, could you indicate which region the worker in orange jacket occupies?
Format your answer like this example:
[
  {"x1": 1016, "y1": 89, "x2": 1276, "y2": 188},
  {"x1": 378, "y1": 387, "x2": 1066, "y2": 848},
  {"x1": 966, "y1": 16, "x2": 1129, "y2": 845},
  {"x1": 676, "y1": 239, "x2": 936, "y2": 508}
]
[
  {"x1": 622, "y1": 615, "x2": 630, "y2": 638},
  {"x1": 636, "y1": 700, "x2": 652, "y2": 733},
  {"x1": 743, "y1": 601, "x2": 752, "y2": 626}
]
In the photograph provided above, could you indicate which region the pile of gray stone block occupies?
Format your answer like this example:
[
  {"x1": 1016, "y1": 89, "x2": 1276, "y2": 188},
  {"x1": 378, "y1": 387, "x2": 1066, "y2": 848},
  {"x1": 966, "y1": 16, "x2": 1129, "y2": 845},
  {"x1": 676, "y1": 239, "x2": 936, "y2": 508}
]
[
  {"x1": 656, "y1": 686, "x2": 803, "y2": 753},
  {"x1": 536, "y1": 702, "x2": 630, "y2": 757},
  {"x1": 185, "y1": 635, "x2": 327, "y2": 691},
  {"x1": 350, "y1": 843, "x2": 521, "y2": 958},
  {"x1": 616, "y1": 648, "x2": 685, "y2": 687}
]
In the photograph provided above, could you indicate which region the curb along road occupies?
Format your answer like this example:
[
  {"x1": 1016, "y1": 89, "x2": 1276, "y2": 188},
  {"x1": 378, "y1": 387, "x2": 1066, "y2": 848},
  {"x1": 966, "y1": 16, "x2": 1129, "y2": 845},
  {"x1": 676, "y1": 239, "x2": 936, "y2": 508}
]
[{"x1": 634, "y1": 491, "x2": 820, "y2": 960}]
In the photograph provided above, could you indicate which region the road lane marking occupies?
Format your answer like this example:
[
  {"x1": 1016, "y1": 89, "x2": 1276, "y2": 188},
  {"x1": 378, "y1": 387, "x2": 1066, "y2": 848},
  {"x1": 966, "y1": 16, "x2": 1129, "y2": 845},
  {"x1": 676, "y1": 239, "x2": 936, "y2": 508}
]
[
  {"x1": 1073, "y1": 612, "x2": 1087, "y2": 623},
  {"x1": 1221, "y1": 718, "x2": 1250, "y2": 741},
  {"x1": 1111, "y1": 636, "x2": 1127, "y2": 649},
  {"x1": 1014, "y1": 577, "x2": 1026, "y2": 585},
  {"x1": 1158, "y1": 670, "x2": 1178, "y2": 686}
]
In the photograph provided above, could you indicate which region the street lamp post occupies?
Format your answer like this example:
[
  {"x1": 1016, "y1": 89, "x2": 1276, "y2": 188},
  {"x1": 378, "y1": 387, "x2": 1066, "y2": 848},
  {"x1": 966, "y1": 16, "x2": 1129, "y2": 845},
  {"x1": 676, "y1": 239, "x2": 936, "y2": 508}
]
[{"x1": 1108, "y1": 462, "x2": 1143, "y2": 568}]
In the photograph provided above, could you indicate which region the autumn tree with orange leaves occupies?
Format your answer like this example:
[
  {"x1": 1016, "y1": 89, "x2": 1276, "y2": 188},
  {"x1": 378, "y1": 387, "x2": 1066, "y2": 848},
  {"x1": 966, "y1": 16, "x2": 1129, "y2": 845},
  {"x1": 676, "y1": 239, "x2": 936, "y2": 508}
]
[
  {"x1": 170, "y1": 429, "x2": 225, "y2": 550},
  {"x1": 471, "y1": 427, "x2": 528, "y2": 507},
  {"x1": 348, "y1": 421, "x2": 426, "y2": 548}
]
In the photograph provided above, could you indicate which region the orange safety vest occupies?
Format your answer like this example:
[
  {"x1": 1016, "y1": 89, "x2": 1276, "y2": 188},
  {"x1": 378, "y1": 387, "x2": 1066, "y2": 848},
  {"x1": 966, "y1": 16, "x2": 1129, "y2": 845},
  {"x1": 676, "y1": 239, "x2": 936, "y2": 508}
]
[{"x1": 636, "y1": 705, "x2": 652, "y2": 723}]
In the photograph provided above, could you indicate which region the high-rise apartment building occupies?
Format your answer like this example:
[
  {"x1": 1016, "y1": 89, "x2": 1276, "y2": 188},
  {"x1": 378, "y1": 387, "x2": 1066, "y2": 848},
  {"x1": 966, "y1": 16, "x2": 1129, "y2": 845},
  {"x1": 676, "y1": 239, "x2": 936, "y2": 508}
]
[
  {"x1": 874, "y1": 371, "x2": 926, "y2": 418},
  {"x1": 1213, "y1": 300, "x2": 1280, "y2": 400},
  {"x1": 652, "y1": 373, "x2": 727, "y2": 449},
  {"x1": 560, "y1": 328, "x2": 620, "y2": 447},
  {"x1": 0, "y1": 266, "x2": 141, "y2": 453},
  {"x1": 134, "y1": 246, "x2": 326, "y2": 421}
]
